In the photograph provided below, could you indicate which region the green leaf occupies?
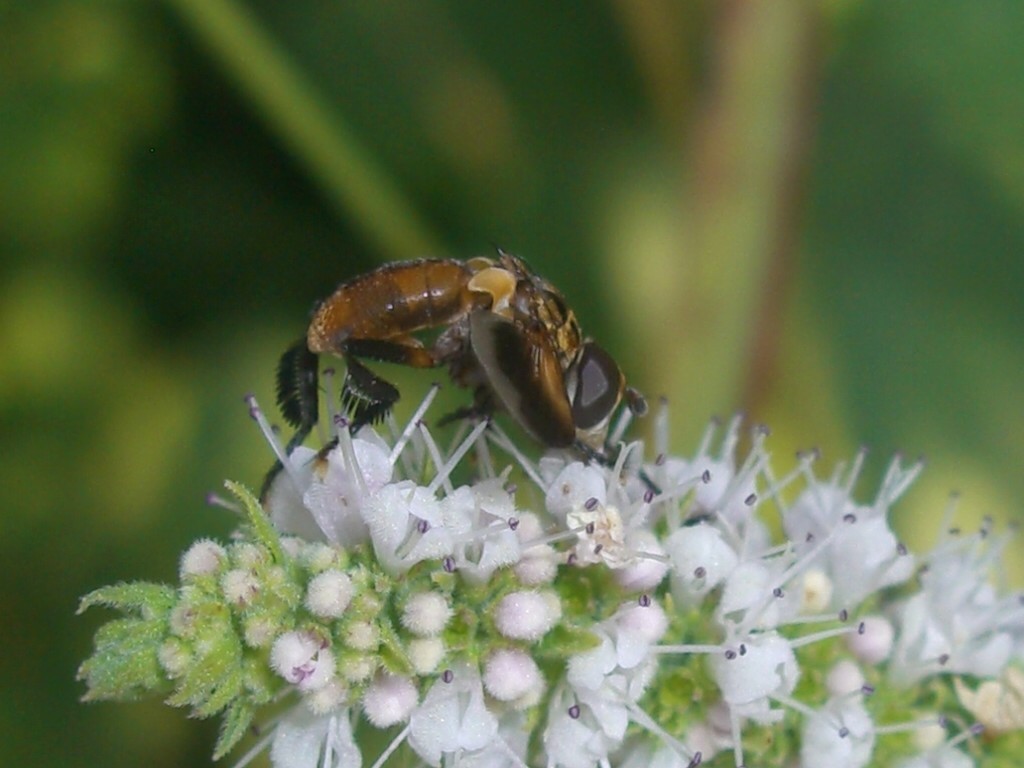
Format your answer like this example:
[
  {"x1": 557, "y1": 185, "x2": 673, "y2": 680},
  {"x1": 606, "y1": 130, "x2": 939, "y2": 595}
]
[
  {"x1": 213, "y1": 700, "x2": 255, "y2": 761},
  {"x1": 78, "y1": 582, "x2": 177, "y2": 620},
  {"x1": 78, "y1": 616, "x2": 170, "y2": 701},
  {"x1": 166, "y1": 632, "x2": 243, "y2": 714},
  {"x1": 225, "y1": 480, "x2": 286, "y2": 564}
]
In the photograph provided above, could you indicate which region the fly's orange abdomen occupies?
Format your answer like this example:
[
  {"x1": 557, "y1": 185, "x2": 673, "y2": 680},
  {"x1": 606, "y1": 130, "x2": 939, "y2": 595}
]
[{"x1": 307, "y1": 259, "x2": 477, "y2": 353}]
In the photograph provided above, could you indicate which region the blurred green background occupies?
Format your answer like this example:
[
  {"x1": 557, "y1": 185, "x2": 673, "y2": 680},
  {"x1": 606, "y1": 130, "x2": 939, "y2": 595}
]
[{"x1": 3, "y1": 1, "x2": 1022, "y2": 765}]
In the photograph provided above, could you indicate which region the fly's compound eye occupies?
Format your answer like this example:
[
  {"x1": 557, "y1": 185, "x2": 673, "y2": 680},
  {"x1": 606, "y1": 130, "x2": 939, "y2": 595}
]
[{"x1": 570, "y1": 342, "x2": 625, "y2": 431}]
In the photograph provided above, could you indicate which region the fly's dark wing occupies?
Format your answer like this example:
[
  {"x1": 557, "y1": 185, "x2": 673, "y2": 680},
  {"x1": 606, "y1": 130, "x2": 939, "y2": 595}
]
[{"x1": 469, "y1": 311, "x2": 575, "y2": 448}]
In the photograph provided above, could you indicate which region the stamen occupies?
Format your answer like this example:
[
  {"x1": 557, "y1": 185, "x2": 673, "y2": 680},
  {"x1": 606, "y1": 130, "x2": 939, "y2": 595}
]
[
  {"x1": 486, "y1": 422, "x2": 545, "y2": 490},
  {"x1": 788, "y1": 624, "x2": 859, "y2": 649},
  {"x1": 321, "y1": 368, "x2": 338, "y2": 441},
  {"x1": 417, "y1": 422, "x2": 452, "y2": 496},
  {"x1": 334, "y1": 414, "x2": 367, "y2": 496},
  {"x1": 245, "y1": 395, "x2": 302, "y2": 490},
  {"x1": 428, "y1": 419, "x2": 490, "y2": 495},
  {"x1": 205, "y1": 493, "x2": 242, "y2": 514},
  {"x1": 389, "y1": 384, "x2": 440, "y2": 467},
  {"x1": 368, "y1": 724, "x2": 410, "y2": 768}
]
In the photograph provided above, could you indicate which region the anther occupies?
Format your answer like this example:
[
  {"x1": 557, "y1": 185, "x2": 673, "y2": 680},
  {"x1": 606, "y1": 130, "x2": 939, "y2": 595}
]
[
  {"x1": 701, "y1": 469, "x2": 711, "y2": 484},
  {"x1": 639, "y1": 594, "x2": 651, "y2": 607},
  {"x1": 443, "y1": 557, "x2": 456, "y2": 573},
  {"x1": 744, "y1": 493, "x2": 757, "y2": 506},
  {"x1": 585, "y1": 497, "x2": 599, "y2": 511},
  {"x1": 568, "y1": 704, "x2": 580, "y2": 719},
  {"x1": 442, "y1": 669, "x2": 453, "y2": 684}
]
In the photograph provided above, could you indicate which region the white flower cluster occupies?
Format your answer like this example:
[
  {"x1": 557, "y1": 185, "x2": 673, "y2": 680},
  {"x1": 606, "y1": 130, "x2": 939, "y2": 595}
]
[{"x1": 78, "y1": 388, "x2": 1024, "y2": 768}]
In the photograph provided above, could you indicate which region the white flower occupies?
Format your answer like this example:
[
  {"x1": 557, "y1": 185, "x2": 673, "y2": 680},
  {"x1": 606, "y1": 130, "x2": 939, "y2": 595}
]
[
  {"x1": 800, "y1": 696, "x2": 875, "y2": 768},
  {"x1": 408, "y1": 665, "x2": 499, "y2": 766},
  {"x1": 545, "y1": 462, "x2": 607, "y2": 521},
  {"x1": 302, "y1": 438, "x2": 392, "y2": 546},
  {"x1": 361, "y1": 480, "x2": 452, "y2": 572},
  {"x1": 454, "y1": 479, "x2": 523, "y2": 581},
  {"x1": 543, "y1": 683, "x2": 628, "y2": 768},
  {"x1": 896, "y1": 746, "x2": 975, "y2": 768},
  {"x1": 782, "y1": 458, "x2": 918, "y2": 609},
  {"x1": 710, "y1": 632, "x2": 799, "y2": 723},
  {"x1": 890, "y1": 527, "x2": 1019, "y2": 685},
  {"x1": 666, "y1": 523, "x2": 738, "y2": 604},
  {"x1": 270, "y1": 708, "x2": 361, "y2": 768}
]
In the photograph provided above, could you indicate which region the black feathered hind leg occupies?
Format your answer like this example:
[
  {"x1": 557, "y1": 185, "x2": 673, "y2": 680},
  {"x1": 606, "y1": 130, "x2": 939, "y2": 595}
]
[
  {"x1": 276, "y1": 338, "x2": 320, "y2": 447},
  {"x1": 337, "y1": 337, "x2": 441, "y2": 432},
  {"x1": 261, "y1": 339, "x2": 320, "y2": 501},
  {"x1": 341, "y1": 355, "x2": 401, "y2": 432}
]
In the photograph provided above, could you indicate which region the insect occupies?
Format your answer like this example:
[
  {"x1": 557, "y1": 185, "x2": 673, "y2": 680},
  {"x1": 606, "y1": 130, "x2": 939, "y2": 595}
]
[{"x1": 274, "y1": 250, "x2": 646, "y2": 465}]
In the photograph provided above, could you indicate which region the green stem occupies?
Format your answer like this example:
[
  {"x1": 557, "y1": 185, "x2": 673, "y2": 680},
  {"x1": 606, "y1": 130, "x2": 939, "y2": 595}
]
[{"x1": 165, "y1": 0, "x2": 442, "y2": 258}]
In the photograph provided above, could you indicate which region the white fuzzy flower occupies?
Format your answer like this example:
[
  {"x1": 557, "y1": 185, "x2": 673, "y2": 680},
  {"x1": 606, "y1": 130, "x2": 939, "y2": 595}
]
[
  {"x1": 305, "y1": 569, "x2": 354, "y2": 619},
  {"x1": 402, "y1": 591, "x2": 453, "y2": 637},
  {"x1": 847, "y1": 615, "x2": 894, "y2": 665},
  {"x1": 179, "y1": 539, "x2": 226, "y2": 579},
  {"x1": 361, "y1": 673, "x2": 418, "y2": 728},
  {"x1": 482, "y1": 648, "x2": 544, "y2": 704},
  {"x1": 270, "y1": 631, "x2": 336, "y2": 692},
  {"x1": 494, "y1": 590, "x2": 561, "y2": 642}
]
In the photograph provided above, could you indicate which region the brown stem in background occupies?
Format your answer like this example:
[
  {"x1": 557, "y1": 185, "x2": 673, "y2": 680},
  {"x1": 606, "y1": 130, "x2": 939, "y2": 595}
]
[{"x1": 681, "y1": 0, "x2": 822, "y2": 433}]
